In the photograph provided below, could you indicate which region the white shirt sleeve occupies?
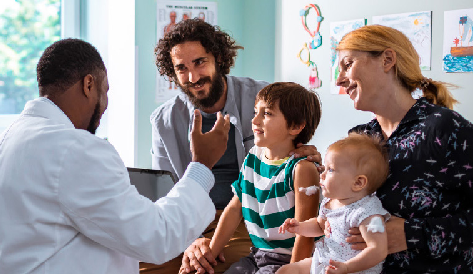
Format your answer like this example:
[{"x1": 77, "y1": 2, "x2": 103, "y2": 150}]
[{"x1": 58, "y1": 135, "x2": 216, "y2": 265}]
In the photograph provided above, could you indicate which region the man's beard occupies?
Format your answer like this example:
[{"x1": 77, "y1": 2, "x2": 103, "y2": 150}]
[
  {"x1": 179, "y1": 70, "x2": 225, "y2": 110},
  {"x1": 87, "y1": 101, "x2": 101, "y2": 134}
]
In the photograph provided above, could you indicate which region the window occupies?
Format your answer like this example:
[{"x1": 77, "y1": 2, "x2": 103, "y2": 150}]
[
  {"x1": 0, "y1": 0, "x2": 62, "y2": 132},
  {"x1": 0, "y1": 0, "x2": 136, "y2": 167}
]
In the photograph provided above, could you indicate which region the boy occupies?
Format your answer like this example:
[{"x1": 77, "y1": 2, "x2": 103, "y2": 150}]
[
  {"x1": 278, "y1": 133, "x2": 390, "y2": 274},
  {"x1": 208, "y1": 82, "x2": 322, "y2": 273}
]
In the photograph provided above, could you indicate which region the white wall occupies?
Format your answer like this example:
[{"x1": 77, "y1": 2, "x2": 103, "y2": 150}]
[
  {"x1": 107, "y1": 1, "x2": 136, "y2": 167},
  {"x1": 276, "y1": 0, "x2": 473, "y2": 158},
  {"x1": 83, "y1": 0, "x2": 136, "y2": 167}
]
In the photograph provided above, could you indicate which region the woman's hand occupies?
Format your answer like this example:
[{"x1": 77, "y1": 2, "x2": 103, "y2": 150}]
[
  {"x1": 324, "y1": 220, "x2": 331, "y2": 238},
  {"x1": 346, "y1": 216, "x2": 407, "y2": 254},
  {"x1": 385, "y1": 216, "x2": 407, "y2": 254}
]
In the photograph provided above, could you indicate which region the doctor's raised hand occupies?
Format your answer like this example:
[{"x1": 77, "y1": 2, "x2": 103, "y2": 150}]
[{"x1": 191, "y1": 109, "x2": 231, "y2": 169}]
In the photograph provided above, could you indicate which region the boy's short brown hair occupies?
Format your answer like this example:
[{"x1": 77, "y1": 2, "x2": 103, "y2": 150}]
[
  {"x1": 255, "y1": 82, "x2": 321, "y2": 146},
  {"x1": 328, "y1": 133, "x2": 389, "y2": 194}
]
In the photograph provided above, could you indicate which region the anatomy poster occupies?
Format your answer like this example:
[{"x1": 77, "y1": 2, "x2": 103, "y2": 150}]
[
  {"x1": 373, "y1": 11, "x2": 432, "y2": 71},
  {"x1": 443, "y1": 8, "x2": 473, "y2": 73},
  {"x1": 329, "y1": 19, "x2": 366, "y2": 95},
  {"x1": 156, "y1": 1, "x2": 217, "y2": 103}
]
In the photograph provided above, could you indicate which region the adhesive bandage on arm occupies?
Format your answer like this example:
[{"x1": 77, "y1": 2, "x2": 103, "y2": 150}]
[
  {"x1": 298, "y1": 185, "x2": 320, "y2": 196},
  {"x1": 366, "y1": 216, "x2": 385, "y2": 233}
]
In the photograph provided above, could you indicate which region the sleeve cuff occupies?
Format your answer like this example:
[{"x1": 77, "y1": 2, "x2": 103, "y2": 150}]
[
  {"x1": 404, "y1": 218, "x2": 426, "y2": 251},
  {"x1": 182, "y1": 162, "x2": 215, "y2": 193}
]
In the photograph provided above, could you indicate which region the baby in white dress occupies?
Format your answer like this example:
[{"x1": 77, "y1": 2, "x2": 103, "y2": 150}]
[{"x1": 278, "y1": 133, "x2": 390, "y2": 274}]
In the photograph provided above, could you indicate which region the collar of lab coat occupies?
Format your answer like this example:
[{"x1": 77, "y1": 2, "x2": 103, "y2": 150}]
[{"x1": 22, "y1": 97, "x2": 76, "y2": 129}]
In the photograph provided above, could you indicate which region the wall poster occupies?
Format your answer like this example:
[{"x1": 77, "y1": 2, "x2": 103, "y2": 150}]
[
  {"x1": 329, "y1": 19, "x2": 366, "y2": 95},
  {"x1": 373, "y1": 11, "x2": 432, "y2": 71},
  {"x1": 443, "y1": 8, "x2": 473, "y2": 73}
]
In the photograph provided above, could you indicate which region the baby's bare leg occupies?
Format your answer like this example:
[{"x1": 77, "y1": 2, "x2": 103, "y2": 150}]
[{"x1": 275, "y1": 258, "x2": 312, "y2": 274}]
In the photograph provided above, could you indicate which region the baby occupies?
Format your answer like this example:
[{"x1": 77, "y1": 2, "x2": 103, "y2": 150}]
[{"x1": 278, "y1": 133, "x2": 390, "y2": 274}]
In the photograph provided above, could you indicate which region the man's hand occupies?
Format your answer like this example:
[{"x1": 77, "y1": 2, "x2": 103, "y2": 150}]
[
  {"x1": 291, "y1": 144, "x2": 324, "y2": 172},
  {"x1": 191, "y1": 110, "x2": 230, "y2": 169},
  {"x1": 179, "y1": 237, "x2": 225, "y2": 274},
  {"x1": 346, "y1": 216, "x2": 407, "y2": 254},
  {"x1": 279, "y1": 218, "x2": 300, "y2": 234}
]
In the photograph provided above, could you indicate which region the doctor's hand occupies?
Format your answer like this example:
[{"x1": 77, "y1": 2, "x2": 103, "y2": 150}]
[
  {"x1": 291, "y1": 144, "x2": 324, "y2": 172},
  {"x1": 191, "y1": 110, "x2": 230, "y2": 169},
  {"x1": 180, "y1": 237, "x2": 224, "y2": 274}
]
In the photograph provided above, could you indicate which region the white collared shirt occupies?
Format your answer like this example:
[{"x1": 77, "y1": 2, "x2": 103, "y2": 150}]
[{"x1": 0, "y1": 98, "x2": 216, "y2": 274}]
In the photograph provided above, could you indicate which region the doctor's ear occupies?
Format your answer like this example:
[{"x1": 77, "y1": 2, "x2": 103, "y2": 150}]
[
  {"x1": 82, "y1": 74, "x2": 95, "y2": 98},
  {"x1": 352, "y1": 175, "x2": 368, "y2": 192}
]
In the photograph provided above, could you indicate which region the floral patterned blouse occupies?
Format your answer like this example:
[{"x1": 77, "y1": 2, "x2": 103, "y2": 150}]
[{"x1": 351, "y1": 97, "x2": 473, "y2": 274}]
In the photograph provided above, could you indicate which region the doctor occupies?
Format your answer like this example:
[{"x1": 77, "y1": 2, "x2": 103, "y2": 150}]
[{"x1": 0, "y1": 39, "x2": 229, "y2": 274}]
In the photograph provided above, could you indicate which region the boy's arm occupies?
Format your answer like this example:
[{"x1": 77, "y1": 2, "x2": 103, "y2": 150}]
[
  {"x1": 209, "y1": 195, "x2": 243, "y2": 258},
  {"x1": 328, "y1": 215, "x2": 388, "y2": 274},
  {"x1": 291, "y1": 160, "x2": 320, "y2": 263}
]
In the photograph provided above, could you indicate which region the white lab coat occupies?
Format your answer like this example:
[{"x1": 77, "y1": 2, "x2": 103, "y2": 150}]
[{"x1": 0, "y1": 98, "x2": 216, "y2": 274}]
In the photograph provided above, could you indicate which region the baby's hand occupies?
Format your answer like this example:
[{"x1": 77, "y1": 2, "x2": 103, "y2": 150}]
[
  {"x1": 325, "y1": 259, "x2": 348, "y2": 274},
  {"x1": 278, "y1": 218, "x2": 300, "y2": 234}
]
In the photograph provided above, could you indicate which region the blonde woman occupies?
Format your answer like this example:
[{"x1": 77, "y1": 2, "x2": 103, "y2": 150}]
[{"x1": 336, "y1": 25, "x2": 472, "y2": 273}]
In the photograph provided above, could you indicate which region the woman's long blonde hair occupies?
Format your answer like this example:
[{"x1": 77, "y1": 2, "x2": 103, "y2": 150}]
[{"x1": 337, "y1": 25, "x2": 457, "y2": 109}]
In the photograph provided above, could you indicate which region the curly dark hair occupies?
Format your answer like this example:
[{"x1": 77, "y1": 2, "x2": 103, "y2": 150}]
[
  {"x1": 256, "y1": 82, "x2": 322, "y2": 147},
  {"x1": 37, "y1": 38, "x2": 106, "y2": 96},
  {"x1": 155, "y1": 19, "x2": 242, "y2": 83}
]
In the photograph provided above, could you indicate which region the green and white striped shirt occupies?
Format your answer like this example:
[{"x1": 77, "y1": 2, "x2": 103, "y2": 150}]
[{"x1": 232, "y1": 146, "x2": 306, "y2": 255}]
